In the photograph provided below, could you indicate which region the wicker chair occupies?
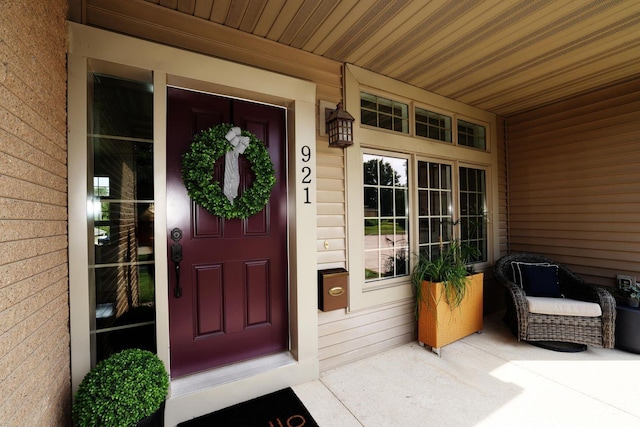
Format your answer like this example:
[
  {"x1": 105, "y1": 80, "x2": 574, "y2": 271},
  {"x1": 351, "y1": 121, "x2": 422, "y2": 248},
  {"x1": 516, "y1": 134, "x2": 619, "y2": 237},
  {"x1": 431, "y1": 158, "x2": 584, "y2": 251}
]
[{"x1": 494, "y1": 253, "x2": 616, "y2": 348}]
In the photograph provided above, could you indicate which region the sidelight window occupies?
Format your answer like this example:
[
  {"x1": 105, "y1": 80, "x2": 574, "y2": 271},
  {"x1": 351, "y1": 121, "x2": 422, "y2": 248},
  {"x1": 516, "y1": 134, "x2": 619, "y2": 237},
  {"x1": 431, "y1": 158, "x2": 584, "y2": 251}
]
[{"x1": 88, "y1": 74, "x2": 156, "y2": 365}]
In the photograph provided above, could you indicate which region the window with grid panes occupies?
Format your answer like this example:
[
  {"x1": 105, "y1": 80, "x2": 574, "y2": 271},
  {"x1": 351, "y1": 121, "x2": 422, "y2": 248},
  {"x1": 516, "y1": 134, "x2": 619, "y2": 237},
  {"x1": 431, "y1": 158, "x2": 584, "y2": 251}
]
[
  {"x1": 458, "y1": 119, "x2": 486, "y2": 150},
  {"x1": 363, "y1": 154, "x2": 409, "y2": 282},
  {"x1": 89, "y1": 74, "x2": 156, "y2": 365},
  {"x1": 415, "y1": 108, "x2": 452, "y2": 142},
  {"x1": 360, "y1": 92, "x2": 409, "y2": 133},
  {"x1": 417, "y1": 161, "x2": 453, "y2": 261},
  {"x1": 459, "y1": 167, "x2": 487, "y2": 262}
]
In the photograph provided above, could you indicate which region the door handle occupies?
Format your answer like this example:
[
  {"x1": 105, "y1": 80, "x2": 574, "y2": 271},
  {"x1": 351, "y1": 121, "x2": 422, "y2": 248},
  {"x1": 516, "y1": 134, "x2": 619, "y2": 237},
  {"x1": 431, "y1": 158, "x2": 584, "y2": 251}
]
[{"x1": 171, "y1": 243, "x2": 183, "y2": 298}]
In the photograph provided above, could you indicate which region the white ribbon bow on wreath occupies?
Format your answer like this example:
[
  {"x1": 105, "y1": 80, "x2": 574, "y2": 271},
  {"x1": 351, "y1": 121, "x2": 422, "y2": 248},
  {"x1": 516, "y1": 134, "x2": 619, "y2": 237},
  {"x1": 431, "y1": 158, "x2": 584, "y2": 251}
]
[{"x1": 223, "y1": 127, "x2": 251, "y2": 203}]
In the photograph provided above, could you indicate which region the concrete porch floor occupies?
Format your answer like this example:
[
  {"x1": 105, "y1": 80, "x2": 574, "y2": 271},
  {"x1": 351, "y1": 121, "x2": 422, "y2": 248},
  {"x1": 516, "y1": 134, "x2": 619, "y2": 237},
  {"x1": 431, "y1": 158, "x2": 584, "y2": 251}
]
[{"x1": 293, "y1": 312, "x2": 640, "y2": 426}]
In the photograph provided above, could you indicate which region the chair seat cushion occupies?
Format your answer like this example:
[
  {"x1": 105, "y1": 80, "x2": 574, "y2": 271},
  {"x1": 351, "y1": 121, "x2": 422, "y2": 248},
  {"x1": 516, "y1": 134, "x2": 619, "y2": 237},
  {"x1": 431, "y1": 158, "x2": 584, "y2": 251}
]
[{"x1": 526, "y1": 296, "x2": 602, "y2": 317}]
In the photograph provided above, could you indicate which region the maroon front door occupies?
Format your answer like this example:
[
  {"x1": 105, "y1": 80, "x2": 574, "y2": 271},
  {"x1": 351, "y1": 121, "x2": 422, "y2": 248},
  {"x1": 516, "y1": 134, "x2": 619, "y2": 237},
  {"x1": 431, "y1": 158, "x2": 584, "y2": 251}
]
[{"x1": 166, "y1": 87, "x2": 288, "y2": 378}]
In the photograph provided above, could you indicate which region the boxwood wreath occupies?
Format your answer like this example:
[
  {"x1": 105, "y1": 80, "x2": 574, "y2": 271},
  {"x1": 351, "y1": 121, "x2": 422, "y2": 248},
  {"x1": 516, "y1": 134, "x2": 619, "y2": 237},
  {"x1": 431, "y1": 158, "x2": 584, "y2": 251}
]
[{"x1": 182, "y1": 124, "x2": 276, "y2": 219}]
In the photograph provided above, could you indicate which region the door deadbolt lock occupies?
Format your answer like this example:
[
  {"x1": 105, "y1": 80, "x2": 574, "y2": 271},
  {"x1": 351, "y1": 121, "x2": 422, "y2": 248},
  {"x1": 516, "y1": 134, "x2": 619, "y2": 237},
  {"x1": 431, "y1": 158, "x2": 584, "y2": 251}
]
[{"x1": 171, "y1": 227, "x2": 182, "y2": 242}]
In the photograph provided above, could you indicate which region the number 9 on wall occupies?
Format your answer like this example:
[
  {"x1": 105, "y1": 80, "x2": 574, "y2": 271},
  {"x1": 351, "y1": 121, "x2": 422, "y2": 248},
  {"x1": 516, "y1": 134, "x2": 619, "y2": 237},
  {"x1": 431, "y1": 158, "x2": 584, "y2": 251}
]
[{"x1": 301, "y1": 145, "x2": 312, "y2": 204}]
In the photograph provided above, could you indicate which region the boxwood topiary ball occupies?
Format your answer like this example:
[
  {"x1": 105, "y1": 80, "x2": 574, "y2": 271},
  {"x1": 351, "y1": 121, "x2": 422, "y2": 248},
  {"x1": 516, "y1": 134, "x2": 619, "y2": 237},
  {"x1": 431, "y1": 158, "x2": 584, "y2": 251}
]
[{"x1": 72, "y1": 349, "x2": 169, "y2": 427}]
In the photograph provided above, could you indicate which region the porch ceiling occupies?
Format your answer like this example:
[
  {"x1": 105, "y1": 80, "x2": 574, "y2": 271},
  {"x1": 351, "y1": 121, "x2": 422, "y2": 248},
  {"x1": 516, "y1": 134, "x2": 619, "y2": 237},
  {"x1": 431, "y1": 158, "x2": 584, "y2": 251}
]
[{"x1": 72, "y1": 0, "x2": 640, "y2": 117}]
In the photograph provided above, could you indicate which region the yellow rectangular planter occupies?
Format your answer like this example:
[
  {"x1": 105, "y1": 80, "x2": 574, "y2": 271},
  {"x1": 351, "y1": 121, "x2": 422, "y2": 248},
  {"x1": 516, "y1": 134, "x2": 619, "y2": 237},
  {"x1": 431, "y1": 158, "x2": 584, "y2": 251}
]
[{"x1": 418, "y1": 273, "x2": 484, "y2": 355}]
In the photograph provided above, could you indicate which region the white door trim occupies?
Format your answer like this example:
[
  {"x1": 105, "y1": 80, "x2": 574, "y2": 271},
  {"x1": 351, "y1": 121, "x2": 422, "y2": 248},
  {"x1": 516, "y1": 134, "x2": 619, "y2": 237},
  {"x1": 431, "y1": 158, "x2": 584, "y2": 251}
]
[{"x1": 67, "y1": 22, "x2": 319, "y2": 425}]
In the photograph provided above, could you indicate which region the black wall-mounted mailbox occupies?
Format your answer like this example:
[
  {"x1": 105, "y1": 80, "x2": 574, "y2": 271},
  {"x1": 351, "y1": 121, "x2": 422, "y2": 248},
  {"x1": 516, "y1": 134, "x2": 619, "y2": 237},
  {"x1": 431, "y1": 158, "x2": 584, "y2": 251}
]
[{"x1": 318, "y1": 268, "x2": 348, "y2": 311}]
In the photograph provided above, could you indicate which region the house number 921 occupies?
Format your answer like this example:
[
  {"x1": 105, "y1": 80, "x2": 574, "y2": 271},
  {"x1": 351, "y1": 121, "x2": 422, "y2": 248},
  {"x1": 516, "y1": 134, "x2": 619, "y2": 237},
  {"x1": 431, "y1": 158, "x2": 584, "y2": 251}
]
[{"x1": 301, "y1": 145, "x2": 312, "y2": 204}]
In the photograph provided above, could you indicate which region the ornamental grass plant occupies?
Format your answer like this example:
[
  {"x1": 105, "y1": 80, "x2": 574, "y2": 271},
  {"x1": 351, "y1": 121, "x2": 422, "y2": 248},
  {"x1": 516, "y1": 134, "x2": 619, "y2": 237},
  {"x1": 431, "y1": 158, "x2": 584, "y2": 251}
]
[
  {"x1": 411, "y1": 240, "x2": 480, "y2": 317},
  {"x1": 72, "y1": 349, "x2": 169, "y2": 427}
]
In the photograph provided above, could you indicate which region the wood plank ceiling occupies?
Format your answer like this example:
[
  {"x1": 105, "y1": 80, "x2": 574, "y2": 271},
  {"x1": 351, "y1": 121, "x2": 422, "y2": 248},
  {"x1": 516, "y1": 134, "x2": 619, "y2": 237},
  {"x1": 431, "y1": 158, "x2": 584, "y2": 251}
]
[{"x1": 77, "y1": 0, "x2": 640, "y2": 117}]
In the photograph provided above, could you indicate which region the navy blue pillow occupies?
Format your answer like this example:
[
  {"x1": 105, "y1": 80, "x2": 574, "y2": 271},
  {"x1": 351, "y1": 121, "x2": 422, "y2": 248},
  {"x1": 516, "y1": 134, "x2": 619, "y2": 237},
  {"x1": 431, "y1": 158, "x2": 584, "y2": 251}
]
[
  {"x1": 511, "y1": 262, "x2": 551, "y2": 287},
  {"x1": 519, "y1": 264, "x2": 561, "y2": 297}
]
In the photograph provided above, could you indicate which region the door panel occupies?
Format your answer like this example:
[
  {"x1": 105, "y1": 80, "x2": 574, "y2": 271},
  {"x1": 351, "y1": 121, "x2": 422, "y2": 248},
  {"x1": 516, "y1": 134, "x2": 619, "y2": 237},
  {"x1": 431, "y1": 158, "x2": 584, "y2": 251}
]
[
  {"x1": 167, "y1": 87, "x2": 288, "y2": 378},
  {"x1": 246, "y1": 260, "x2": 270, "y2": 325},
  {"x1": 195, "y1": 264, "x2": 223, "y2": 335}
]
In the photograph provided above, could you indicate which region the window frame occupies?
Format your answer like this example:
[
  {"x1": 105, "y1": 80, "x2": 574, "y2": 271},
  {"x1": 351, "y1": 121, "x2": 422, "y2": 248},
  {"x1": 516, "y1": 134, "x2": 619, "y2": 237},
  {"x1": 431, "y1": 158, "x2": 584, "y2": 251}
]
[
  {"x1": 456, "y1": 117, "x2": 487, "y2": 151},
  {"x1": 457, "y1": 164, "x2": 489, "y2": 263},
  {"x1": 361, "y1": 150, "x2": 411, "y2": 288},
  {"x1": 358, "y1": 150, "x2": 492, "y2": 293},
  {"x1": 415, "y1": 158, "x2": 456, "y2": 261},
  {"x1": 88, "y1": 72, "x2": 157, "y2": 366},
  {"x1": 360, "y1": 90, "x2": 410, "y2": 135},
  {"x1": 346, "y1": 65, "x2": 497, "y2": 311},
  {"x1": 414, "y1": 106, "x2": 453, "y2": 143}
]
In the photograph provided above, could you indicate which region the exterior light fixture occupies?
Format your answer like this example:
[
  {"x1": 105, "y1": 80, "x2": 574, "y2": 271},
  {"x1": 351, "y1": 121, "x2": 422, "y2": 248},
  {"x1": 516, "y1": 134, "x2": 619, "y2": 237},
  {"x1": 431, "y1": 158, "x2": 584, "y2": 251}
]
[{"x1": 326, "y1": 102, "x2": 355, "y2": 148}]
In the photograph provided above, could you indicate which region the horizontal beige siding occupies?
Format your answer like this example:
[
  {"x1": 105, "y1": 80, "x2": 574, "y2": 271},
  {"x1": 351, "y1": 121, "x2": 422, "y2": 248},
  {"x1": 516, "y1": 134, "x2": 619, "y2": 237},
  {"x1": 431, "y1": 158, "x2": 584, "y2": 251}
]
[
  {"x1": 316, "y1": 142, "x2": 347, "y2": 269},
  {"x1": 318, "y1": 300, "x2": 415, "y2": 371},
  {"x1": 0, "y1": 1, "x2": 71, "y2": 426},
  {"x1": 506, "y1": 79, "x2": 640, "y2": 286}
]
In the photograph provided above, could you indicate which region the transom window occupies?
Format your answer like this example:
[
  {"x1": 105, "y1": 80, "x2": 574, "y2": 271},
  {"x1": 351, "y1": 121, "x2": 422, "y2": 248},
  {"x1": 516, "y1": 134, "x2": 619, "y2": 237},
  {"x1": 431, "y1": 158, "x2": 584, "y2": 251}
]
[
  {"x1": 363, "y1": 154, "x2": 409, "y2": 282},
  {"x1": 361, "y1": 92, "x2": 409, "y2": 133},
  {"x1": 360, "y1": 94, "x2": 487, "y2": 151},
  {"x1": 458, "y1": 119, "x2": 486, "y2": 150},
  {"x1": 415, "y1": 108, "x2": 452, "y2": 142}
]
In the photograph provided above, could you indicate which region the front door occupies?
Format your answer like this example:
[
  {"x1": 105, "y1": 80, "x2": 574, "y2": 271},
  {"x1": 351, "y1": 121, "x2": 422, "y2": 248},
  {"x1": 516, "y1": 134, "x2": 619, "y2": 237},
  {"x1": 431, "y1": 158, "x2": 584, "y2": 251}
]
[{"x1": 166, "y1": 87, "x2": 288, "y2": 378}]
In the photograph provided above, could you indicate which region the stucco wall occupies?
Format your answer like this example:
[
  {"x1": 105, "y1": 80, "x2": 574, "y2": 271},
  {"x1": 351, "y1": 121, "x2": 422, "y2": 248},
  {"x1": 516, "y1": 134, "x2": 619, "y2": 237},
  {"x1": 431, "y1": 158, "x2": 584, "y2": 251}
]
[{"x1": 0, "y1": 1, "x2": 70, "y2": 425}]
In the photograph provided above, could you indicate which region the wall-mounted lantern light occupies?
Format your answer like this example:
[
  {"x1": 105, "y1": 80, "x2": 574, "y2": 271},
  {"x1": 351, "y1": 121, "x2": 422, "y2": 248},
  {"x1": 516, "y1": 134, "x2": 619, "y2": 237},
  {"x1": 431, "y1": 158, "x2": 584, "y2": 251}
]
[{"x1": 326, "y1": 102, "x2": 355, "y2": 148}]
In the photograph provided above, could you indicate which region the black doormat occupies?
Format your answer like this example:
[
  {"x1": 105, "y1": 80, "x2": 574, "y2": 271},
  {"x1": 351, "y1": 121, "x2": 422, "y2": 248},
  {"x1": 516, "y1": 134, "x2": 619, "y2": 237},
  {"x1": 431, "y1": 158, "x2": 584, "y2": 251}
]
[{"x1": 178, "y1": 387, "x2": 319, "y2": 427}]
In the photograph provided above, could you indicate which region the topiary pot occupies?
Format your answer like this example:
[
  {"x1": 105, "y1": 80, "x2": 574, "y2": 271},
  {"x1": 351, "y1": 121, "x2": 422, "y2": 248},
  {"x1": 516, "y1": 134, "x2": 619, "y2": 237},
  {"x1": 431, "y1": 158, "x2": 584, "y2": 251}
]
[
  {"x1": 73, "y1": 349, "x2": 169, "y2": 427},
  {"x1": 136, "y1": 400, "x2": 165, "y2": 427}
]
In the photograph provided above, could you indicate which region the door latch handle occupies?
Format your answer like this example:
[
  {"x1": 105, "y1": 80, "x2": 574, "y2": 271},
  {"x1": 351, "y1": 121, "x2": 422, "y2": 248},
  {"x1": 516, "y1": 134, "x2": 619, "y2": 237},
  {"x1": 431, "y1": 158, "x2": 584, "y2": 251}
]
[
  {"x1": 171, "y1": 243, "x2": 183, "y2": 298},
  {"x1": 173, "y1": 264, "x2": 182, "y2": 298}
]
